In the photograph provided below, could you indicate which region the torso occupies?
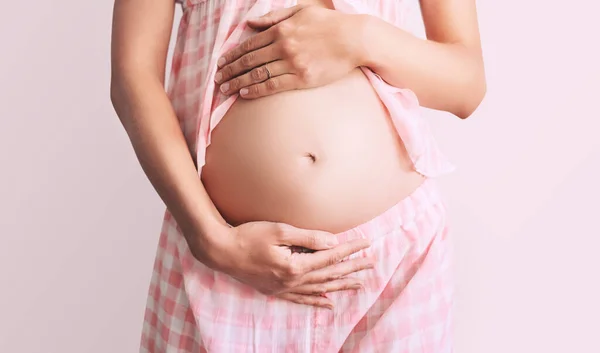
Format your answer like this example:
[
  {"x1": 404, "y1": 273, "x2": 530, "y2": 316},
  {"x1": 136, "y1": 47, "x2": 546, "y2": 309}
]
[
  {"x1": 198, "y1": 0, "x2": 426, "y2": 233},
  {"x1": 202, "y1": 62, "x2": 424, "y2": 233},
  {"x1": 201, "y1": 0, "x2": 425, "y2": 234}
]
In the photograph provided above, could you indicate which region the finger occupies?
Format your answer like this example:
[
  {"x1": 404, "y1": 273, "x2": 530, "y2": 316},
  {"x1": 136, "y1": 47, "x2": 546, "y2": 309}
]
[
  {"x1": 294, "y1": 238, "x2": 372, "y2": 273},
  {"x1": 216, "y1": 44, "x2": 279, "y2": 85},
  {"x1": 219, "y1": 60, "x2": 289, "y2": 95},
  {"x1": 300, "y1": 256, "x2": 375, "y2": 284},
  {"x1": 246, "y1": 5, "x2": 304, "y2": 29},
  {"x1": 276, "y1": 292, "x2": 334, "y2": 310},
  {"x1": 239, "y1": 74, "x2": 299, "y2": 99},
  {"x1": 289, "y1": 278, "x2": 363, "y2": 295},
  {"x1": 217, "y1": 29, "x2": 276, "y2": 69},
  {"x1": 276, "y1": 224, "x2": 339, "y2": 251}
]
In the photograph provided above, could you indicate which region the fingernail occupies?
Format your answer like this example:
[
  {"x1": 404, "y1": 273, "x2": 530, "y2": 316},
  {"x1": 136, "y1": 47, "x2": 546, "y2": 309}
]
[
  {"x1": 239, "y1": 88, "x2": 249, "y2": 96},
  {"x1": 217, "y1": 57, "x2": 226, "y2": 67},
  {"x1": 214, "y1": 72, "x2": 222, "y2": 83},
  {"x1": 220, "y1": 83, "x2": 229, "y2": 93}
]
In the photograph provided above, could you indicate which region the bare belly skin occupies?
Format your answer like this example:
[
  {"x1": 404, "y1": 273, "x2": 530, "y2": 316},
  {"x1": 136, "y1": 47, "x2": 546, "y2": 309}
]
[{"x1": 201, "y1": 68, "x2": 424, "y2": 234}]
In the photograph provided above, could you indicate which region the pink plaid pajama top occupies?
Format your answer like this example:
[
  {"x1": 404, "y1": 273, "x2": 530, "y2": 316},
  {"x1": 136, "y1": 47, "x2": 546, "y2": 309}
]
[{"x1": 141, "y1": 0, "x2": 456, "y2": 352}]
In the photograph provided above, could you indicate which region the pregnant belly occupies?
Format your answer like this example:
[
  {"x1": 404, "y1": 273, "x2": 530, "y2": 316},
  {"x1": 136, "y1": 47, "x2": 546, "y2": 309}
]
[{"x1": 202, "y1": 69, "x2": 424, "y2": 233}]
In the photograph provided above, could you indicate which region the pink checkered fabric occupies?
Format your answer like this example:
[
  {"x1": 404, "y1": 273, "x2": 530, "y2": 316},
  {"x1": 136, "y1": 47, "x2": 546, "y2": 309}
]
[
  {"x1": 140, "y1": 0, "x2": 455, "y2": 352},
  {"x1": 142, "y1": 178, "x2": 453, "y2": 352}
]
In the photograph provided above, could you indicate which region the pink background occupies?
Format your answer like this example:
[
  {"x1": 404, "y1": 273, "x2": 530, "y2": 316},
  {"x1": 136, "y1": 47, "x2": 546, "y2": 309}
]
[{"x1": 1, "y1": 0, "x2": 598, "y2": 352}]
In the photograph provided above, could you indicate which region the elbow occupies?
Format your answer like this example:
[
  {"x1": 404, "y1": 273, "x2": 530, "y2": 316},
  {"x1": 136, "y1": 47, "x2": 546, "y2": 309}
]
[
  {"x1": 451, "y1": 49, "x2": 487, "y2": 119},
  {"x1": 455, "y1": 70, "x2": 487, "y2": 120}
]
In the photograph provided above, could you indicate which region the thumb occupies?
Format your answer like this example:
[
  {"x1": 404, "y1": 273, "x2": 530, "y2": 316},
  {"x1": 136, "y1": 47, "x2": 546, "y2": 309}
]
[
  {"x1": 247, "y1": 5, "x2": 304, "y2": 29},
  {"x1": 277, "y1": 224, "x2": 339, "y2": 251}
]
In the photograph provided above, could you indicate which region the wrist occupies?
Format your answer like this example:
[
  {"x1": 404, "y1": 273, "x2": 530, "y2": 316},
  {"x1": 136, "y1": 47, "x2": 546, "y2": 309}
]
[
  {"x1": 185, "y1": 215, "x2": 234, "y2": 271},
  {"x1": 346, "y1": 13, "x2": 376, "y2": 68}
]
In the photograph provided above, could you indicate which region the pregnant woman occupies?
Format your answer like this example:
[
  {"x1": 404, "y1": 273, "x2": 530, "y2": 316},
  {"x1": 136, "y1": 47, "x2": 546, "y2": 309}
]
[{"x1": 110, "y1": 0, "x2": 485, "y2": 351}]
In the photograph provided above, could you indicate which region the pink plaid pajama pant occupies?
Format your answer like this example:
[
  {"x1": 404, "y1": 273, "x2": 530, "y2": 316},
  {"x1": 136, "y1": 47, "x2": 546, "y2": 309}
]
[{"x1": 141, "y1": 178, "x2": 454, "y2": 352}]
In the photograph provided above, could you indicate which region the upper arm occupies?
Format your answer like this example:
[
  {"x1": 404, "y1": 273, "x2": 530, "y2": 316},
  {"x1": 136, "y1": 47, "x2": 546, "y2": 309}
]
[
  {"x1": 419, "y1": 0, "x2": 482, "y2": 54},
  {"x1": 111, "y1": 0, "x2": 176, "y2": 84}
]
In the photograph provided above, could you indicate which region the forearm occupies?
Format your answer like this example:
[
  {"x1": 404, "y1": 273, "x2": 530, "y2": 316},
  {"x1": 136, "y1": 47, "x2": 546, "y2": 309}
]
[
  {"x1": 110, "y1": 73, "x2": 229, "y2": 266},
  {"x1": 355, "y1": 14, "x2": 486, "y2": 118}
]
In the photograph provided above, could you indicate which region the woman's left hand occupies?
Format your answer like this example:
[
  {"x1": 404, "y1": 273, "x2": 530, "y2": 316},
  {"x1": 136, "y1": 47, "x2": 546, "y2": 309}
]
[{"x1": 214, "y1": 5, "x2": 363, "y2": 99}]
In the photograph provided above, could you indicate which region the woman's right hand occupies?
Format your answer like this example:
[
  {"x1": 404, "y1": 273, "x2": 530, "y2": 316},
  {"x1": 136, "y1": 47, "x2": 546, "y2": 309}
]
[{"x1": 205, "y1": 221, "x2": 374, "y2": 309}]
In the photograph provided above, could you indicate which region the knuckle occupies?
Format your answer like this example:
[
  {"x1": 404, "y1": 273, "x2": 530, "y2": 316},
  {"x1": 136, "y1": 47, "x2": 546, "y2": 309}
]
[
  {"x1": 291, "y1": 55, "x2": 305, "y2": 71},
  {"x1": 292, "y1": 56, "x2": 313, "y2": 84},
  {"x1": 251, "y1": 67, "x2": 265, "y2": 81},
  {"x1": 306, "y1": 233, "x2": 318, "y2": 248},
  {"x1": 295, "y1": 297, "x2": 308, "y2": 305},
  {"x1": 274, "y1": 223, "x2": 287, "y2": 239},
  {"x1": 274, "y1": 271, "x2": 291, "y2": 288},
  {"x1": 286, "y1": 263, "x2": 303, "y2": 277},
  {"x1": 265, "y1": 78, "x2": 280, "y2": 91},
  {"x1": 341, "y1": 280, "x2": 354, "y2": 289},
  {"x1": 221, "y1": 53, "x2": 232, "y2": 64},
  {"x1": 354, "y1": 261, "x2": 366, "y2": 272},
  {"x1": 249, "y1": 84, "x2": 261, "y2": 95},
  {"x1": 287, "y1": 279, "x2": 299, "y2": 290},
  {"x1": 228, "y1": 77, "x2": 240, "y2": 90},
  {"x1": 280, "y1": 280, "x2": 293, "y2": 290},
  {"x1": 293, "y1": 299, "x2": 306, "y2": 306},
  {"x1": 298, "y1": 66, "x2": 313, "y2": 84},
  {"x1": 280, "y1": 39, "x2": 295, "y2": 57},
  {"x1": 240, "y1": 52, "x2": 255, "y2": 67},
  {"x1": 312, "y1": 298, "x2": 327, "y2": 306},
  {"x1": 314, "y1": 285, "x2": 327, "y2": 294},
  {"x1": 299, "y1": 296, "x2": 314, "y2": 305},
  {"x1": 275, "y1": 22, "x2": 291, "y2": 37},
  {"x1": 222, "y1": 65, "x2": 234, "y2": 80},
  {"x1": 279, "y1": 274, "x2": 297, "y2": 289},
  {"x1": 287, "y1": 264, "x2": 300, "y2": 277},
  {"x1": 327, "y1": 270, "x2": 342, "y2": 281},
  {"x1": 328, "y1": 254, "x2": 342, "y2": 267},
  {"x1": 241, "y1": 38, "x2": 254, "y2": 52}
]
